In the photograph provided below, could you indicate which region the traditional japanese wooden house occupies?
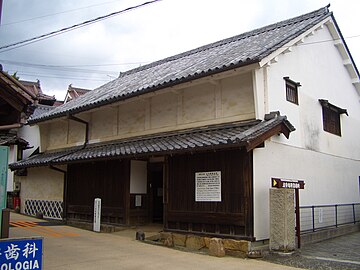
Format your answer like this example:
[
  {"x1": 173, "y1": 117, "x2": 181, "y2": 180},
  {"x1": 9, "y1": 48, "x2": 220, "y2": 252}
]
[{"x1": 10, "y1": 6, "x2": 360, "y2": 241}]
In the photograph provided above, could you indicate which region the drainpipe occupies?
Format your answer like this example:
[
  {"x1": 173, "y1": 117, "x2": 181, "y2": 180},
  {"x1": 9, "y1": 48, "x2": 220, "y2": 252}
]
[
  {"x1": 49, "y1": 165, "x2": 67, "y2": 222},
  {"x1": 0, "y1": 123, "x2": 23, "y2": 130},
  {"x1": 67, "y1": 114, "x2": 89, "y2": 147}
]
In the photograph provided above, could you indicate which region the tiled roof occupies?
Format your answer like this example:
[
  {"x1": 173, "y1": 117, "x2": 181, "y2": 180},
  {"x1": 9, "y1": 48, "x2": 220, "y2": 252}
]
[
  {"x1": 64, "y1": 85, "x2": 92, "y2": 104},
  {"x1": 10, "y1": 115, "x2": 295, "y2": 170},
  {"x1": 0, "y1": 134, "x2": 28, "y2": 147},
  {"x1": 29, "y1": 6, "x2": 331, "y2": 124},
  {"x1": 19, "y1": 80, "x2": 56, "y2": 105},
  {"x1": 29, "y1": 104, "x2": 56, "y2": 119}
]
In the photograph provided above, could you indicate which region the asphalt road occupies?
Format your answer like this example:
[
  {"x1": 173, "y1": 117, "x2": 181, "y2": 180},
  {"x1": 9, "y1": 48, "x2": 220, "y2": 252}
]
[{"x1": 7, "y1": 213, "x2": 300, "y2": 270}]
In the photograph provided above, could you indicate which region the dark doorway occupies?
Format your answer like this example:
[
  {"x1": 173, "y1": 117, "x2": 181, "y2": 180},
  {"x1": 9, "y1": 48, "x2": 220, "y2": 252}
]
[{"x1": 149, "y1": 164, "x2": 163, "y2": 223}]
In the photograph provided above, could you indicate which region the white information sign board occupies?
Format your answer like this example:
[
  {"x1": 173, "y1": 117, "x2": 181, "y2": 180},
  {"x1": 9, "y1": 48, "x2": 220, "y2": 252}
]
[
  {"x1": 93, "y1": 198, "x2": 101, "y2": 232},
  {"x1": 195, "y1": 171, "x2": 221, "y2": 202}
]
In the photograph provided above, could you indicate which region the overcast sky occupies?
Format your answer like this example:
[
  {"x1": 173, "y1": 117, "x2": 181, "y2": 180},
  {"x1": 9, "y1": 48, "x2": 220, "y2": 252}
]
[{"x1": 0, "y1": 0, "x2": 359, "y2": 101}]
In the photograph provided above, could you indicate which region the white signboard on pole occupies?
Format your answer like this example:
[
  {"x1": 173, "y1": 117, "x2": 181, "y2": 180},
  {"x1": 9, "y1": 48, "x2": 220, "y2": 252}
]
[
  {"x1": 93, "y1": 198, "x2": 101, "y2": 232},
  {"x1": 195, "y1": 171, "x2": 221, "y2": 202}
]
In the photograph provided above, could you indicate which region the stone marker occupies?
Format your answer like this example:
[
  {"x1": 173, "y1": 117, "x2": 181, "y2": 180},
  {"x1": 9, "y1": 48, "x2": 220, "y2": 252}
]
[{"x1": 270, "y1": 188, "x2": 296, "y2": 252}]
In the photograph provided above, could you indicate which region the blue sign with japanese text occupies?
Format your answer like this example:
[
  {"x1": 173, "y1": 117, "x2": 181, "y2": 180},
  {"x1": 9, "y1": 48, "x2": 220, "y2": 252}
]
[{"x1": 0, "y1": 238, "x2": 42, "y2": 270}]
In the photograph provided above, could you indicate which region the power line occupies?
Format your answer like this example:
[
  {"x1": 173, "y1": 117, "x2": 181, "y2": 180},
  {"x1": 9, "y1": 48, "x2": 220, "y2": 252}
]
[
  {"x1": 1, "y1": 59, "x2": 120, "y2": 74},
  {"x1": 7, "y1": 70, "x2": 110, "y2": 82},
  {"x1": 0, "y1": 59, "x2": 147, "y2": 70},
  {"x1": 1, "y1": 0, "x2": 123, "y2": 26},
  {"x1": 0, "y1": 0, "x2": 162, "y2": 53}
]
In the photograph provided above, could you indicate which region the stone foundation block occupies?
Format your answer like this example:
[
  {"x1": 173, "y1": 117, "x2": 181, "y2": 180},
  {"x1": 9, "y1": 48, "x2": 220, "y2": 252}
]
[
  {"x1": 209, "y1": 238, "x2": 225, "y2": 257},
  {"x1": 164, "y1": 235, "x2": 174, "y2": 247},
  {"x1": 223, "y1": 239, "x2": 250, "y2": 252},
  {"x1": 173, "y1": 233, "x2": 187, "y2": 247},
  {"x1": 185, "y1": 235, "x2": 205, "y2": 250},
  {"x1": 204, "y1": 237, "x2": 211, "y2": 248},
  {"x1": 160, "y1": 232, "x2": 172, "y2": 240}
]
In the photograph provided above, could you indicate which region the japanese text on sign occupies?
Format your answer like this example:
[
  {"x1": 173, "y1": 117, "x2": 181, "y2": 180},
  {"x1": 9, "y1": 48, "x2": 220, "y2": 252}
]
[
  {"x1": 272, "y1": 178, "x2": 305, "y2": 189},
  {"x1": 0, "y1": 237, "x2": 42, "y2": 270},
  {"x1": 195, "y1": 171, "x2": 221, "y2": 202}
]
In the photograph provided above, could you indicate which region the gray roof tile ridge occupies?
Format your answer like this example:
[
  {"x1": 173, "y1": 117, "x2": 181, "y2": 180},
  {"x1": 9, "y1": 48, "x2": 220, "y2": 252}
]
[
  {"x1": 119, "y1": 6, "x2": 330, "y2": 78},
  {"x1": 29, "y1": 6, "x2": 331, "y2": 124},
  {"x1": 82, "y1": 120, "x2": 261, "y2": 150}
]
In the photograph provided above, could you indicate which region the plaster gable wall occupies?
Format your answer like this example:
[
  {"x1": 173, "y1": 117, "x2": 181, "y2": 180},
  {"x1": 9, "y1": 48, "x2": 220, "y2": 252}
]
[
  {"x1": 182, "y1": 83, "x2": 216, "y2": 123},
  {"x1": 118, "y1": 100, "x2": 146, "y2": 136},
  {"x1": 47, "y1": 121, "x2": 68, "y2": 149},
  {"x1": 221, "y1": 73, "x2": 254, "y2": 118},
  {"x1": 91, "y1": 108, "x2": 118, "y2": 140},
  {"x1": 150, "y1": 92, "x2": 178, "y2": 129},
  {"x1": 266, "y1": 25, "x2": 360, "y2": 159},
  {"x1": 18, "y1": 166, "x2": 66, "y2": 214},
  {"x1": 38, "y1": 124, "x2": 49, "y2": 152},
  {"x1": 43, "y1": 72, "x2": 255, "y2": 150},
  {"x1": 68, "y1": 117, "x2": 87, "y2": 145}
]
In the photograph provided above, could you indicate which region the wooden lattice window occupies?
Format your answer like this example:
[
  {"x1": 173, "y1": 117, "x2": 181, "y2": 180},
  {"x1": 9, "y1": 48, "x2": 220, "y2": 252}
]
[
  {"x1": 284, "y1": 77, "x2": 300, "y2": 105},
  {"x1": 319, "y1": 99, "x2": 348, "y2": 136}
]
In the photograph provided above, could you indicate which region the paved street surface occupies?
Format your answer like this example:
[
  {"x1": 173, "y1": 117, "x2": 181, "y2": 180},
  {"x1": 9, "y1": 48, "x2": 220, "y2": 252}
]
[
  {"x1": 8, "y1": 213, "x2": 300, "y2": 270},
  {"x1": 262, "y1": 231, "x2": 360, "y2": 270}
]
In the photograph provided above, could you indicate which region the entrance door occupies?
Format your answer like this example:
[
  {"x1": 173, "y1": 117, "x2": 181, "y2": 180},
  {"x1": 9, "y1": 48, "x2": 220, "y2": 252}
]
[{"x1": 149, "y1": 165, "x2": 163, "y2": 223}]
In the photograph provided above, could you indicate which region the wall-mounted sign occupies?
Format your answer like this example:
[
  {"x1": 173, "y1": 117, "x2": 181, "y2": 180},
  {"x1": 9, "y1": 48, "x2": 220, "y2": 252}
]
[
  {"x1": 195, "y1": 171, "x2": 221, "y2": 202},
  {"x1": 0, "y1": 237, "x2": 43, "y2": 270},
  {"x1": 135, "y1": 195, "x2": 142, "y2": 207},
  {"x1": 272, "y1": 178, "x2": 305, "y2": 189}
]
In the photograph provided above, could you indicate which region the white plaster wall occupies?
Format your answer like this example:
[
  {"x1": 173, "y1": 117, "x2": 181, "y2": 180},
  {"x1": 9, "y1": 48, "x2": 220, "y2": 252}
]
[
  {"x1": 150, "y1": 92, "x2": 178, "y2": 129},
  {"x1": 18, "y1": 125, "x2": 40, "y2": 159},
  {"x1": 18, "y1": 166, "x2": 66, "y2": 213},
  {"x1": 6, "y1": 145, "x2": 16, "y2": 192},
  {"x1": 91, "y1": 107, "x2": 118, "y2": 140},
  {"x1": 44, "y1": 72, "x2": 256, "y2": 151},
  {"x1": 266, "y1": 25, "x2": 360, "y2": 158},
  {"x1": 253, "y1": 24, "x2": 360, "y2": 240},
  {"x1": 130, "y1": 160, "x2": 147, "y2": 194},
  {"x1": 47, "y1": 121, "x2": 68, "y2": 149},
  {"x1": 253, "y1": 141, "x2": 360, "y2": 240}
]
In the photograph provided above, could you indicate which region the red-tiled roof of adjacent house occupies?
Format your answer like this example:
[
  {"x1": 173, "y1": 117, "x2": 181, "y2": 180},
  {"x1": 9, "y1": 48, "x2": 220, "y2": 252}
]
[
  {"x1": 64, "y1": 84, "x2": 91, "y2": 104},
  {"x1": 19, "y1": 80, "x2": 56, "y2": 106}
]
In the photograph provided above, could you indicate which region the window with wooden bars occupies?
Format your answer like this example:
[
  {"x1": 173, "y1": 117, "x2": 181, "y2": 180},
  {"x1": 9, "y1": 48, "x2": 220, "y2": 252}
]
[
  {"x1": 319, "y1": 99, "x2": 348, "y2": 137},
  {"x1": 284, "y1": 77, "x2": 300, "y2": 105}
]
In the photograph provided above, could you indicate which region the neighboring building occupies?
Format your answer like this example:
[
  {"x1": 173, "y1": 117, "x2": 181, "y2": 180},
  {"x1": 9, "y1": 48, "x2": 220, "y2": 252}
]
[
  {"x1": 63, "y1": 84, "x2": 91, "y2": 104},
  {"x1": 19, "y1": 80, "x2": 57, "y2": 106},
  {"x1": 16, "y1": 80, "x2": 60, "y2": 160},
  {"x1": 10, "y1": 6, "x2": 360, "y2": 242},
  {"x1": 0, "y1": 66, "x2": 36, "y2": 207}
]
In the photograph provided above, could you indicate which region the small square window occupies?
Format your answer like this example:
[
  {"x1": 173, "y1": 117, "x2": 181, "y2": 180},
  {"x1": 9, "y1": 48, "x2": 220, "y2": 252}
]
[
  {"x1": 322, "y1": 106, "x2": 341, "y2": 136},
  {"x1": 284, "y1": 77, "x2": 300, "y2": 105},
  {"x1": 319, "y1": 99, "x2": 348, "y2": 137}
]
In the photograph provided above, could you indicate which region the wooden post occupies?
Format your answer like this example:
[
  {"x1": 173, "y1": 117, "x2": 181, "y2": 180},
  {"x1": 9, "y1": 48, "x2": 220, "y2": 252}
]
[{"x1": 295, "y1": 189, "x2": 301, "y2": 248}]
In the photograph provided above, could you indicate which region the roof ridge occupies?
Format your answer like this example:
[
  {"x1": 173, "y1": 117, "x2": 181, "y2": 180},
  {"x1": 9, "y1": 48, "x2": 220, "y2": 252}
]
[
  {"x1": 29, "y1": 5, "x2": 333, "y2": 124},
  {"x1": 120, "y1": 6, "x2": 330, "y2": 78}
]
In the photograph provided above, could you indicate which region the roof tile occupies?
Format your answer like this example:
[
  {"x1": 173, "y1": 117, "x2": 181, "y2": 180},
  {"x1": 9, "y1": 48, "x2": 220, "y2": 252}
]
[
  {"x1": 29, "y1": 7, "x2": 331, "y2": 124},
  {"x1": 10, "y1": 115, "x2": 295, "y2": 170}
]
